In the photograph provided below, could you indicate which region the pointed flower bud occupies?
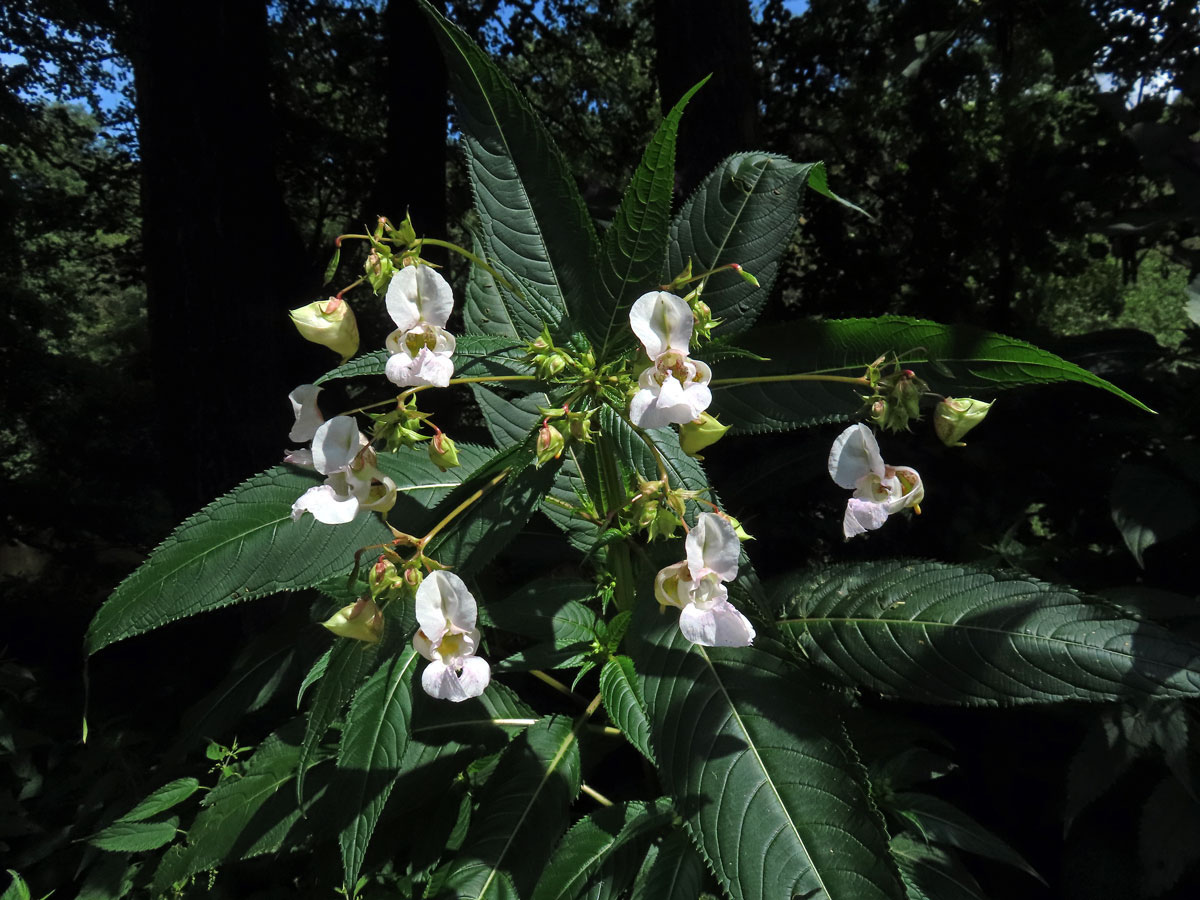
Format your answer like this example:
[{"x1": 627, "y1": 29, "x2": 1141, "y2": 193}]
[
  {"x1": 322, "y1": 598, "x2": 384, "y2": 643},
  {"x1": 934, "y1": 397, "x2": 994, "y2": 447},
  {"x1": 536, "y1": 422, "x2": 565, "y2": 467},
  {"x1": 679, "y1": 412, "x2": 729, "y2": 458},
  {"x1": 289, "y1": 296, "x2": 360, "y2": 361},
  {"x1": 429, "y1": 428, "x2": 461, "y2": 471}
]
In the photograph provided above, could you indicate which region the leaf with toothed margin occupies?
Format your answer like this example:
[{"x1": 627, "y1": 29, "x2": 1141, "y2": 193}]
[
  {"x1": 772, "y1": 559, "x2": 1200, "y2": 705},
  {"x1": 314, "y1": 335, "x2": 533, "y2": 385},
  {"x1": 629, "y1": 579, "x2": 904, "y2": 900}
]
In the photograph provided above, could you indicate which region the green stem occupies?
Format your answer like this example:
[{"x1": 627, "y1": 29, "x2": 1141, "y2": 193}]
[
  {"x1": 531, "y1": 669, "x2": 588, "y2": 705},
  {"x1": 709, "y1": 373, "x2": 869, "y2": 387},
  {"x1": 447, "y1": 374, "x2": 538, "y2": 386},
  {"x1": 413, "y1": 237, "x2": 521, "y2": 296},
  {"x1": 418, "y1": 469, "x2": 509, "y2": 551}
]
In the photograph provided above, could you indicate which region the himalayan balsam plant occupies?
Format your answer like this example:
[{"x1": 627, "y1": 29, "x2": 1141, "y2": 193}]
[{"x1": 81, "y1": 4, "x2": 1194, "y2": 899}]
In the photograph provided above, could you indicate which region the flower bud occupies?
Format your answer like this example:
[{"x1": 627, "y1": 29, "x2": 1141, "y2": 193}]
[
  {"x1": 289, "y1": 296, "x2": 360, "y2": 361},
  {"x1": 724, "y1": 514, "x2": 754, "y2": 542},
  {"x1": 729, "y1": 263, "x2": 760, "y2": 287},
  {"x1": 679, "y1": 412, "x2": 729, "y2": 458},
  {"x1": 388, "y1": 213, "x2": 418, "y2": 247},
  {"x1": 404, "y1": 565, "x2": 424, "y2": 589},
  {"x1": 934, "y1": 397, "x2": 994, "y2": 447},
  {"x1": 648, "y1": 505, "x2": 681, "y2": 541},
  {"x1": 369, "y1": 556, "x2": 404, "y2": 599},
  {"x1": 366, "y1": 249, "x2": 397, "y2": 295},
  {"x1": 322, "y1": 598, "x2": 384, "y2": 643},
  {"x1": 428, "y1": 429, "x2": 461, "y2": 471},
  {"x1": 536, "y1": 423, "x2": 565, "y2": 467}
]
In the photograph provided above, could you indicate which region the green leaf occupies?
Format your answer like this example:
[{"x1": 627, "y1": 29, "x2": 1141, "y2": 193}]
[
  {"x1": 1139, "y1": 775, "x2": 1200, "y2": 897},
  {"x1": 629, "y1": 829, "x2": 705, "y2": 900},
  {"x1": 669, "y1": 153, "x2": 816, "y2": 338},
  {"x1": 439, "y1": 715, "x2": 583, "y2": 900},
  {"x1": 297, "y1": 639, "x2": 379, "y2": 807},
  {"x1": 630, "y1": 594, "x2": 904, "y2": 900},
  {"x1": 115, "y1": 778, "x2": 201, "y2": 823},
  {"x1": 486, "y1": 578, "x2": 599, "y2": 672},
  {"x1": 464, "y1": 233, "x2": 521, "y2": 338},
  {"x1": 335, "y1": 646, "x2": 421, "y2": 891},
  {"x1": 419, "y1": 0, "x2": 599, "y2": 340},
  {"x1": 710, "y1": 316, "x2": 1152, "y2": 434},
  {"x1": 297, "y1": 646, "x2": 331, "y2": 707},
  {"x1": 592, "y1": 78, "x2": 707, "y2": 354},
  {"x1": 889, "y1": 792, "x2": 1041, "y2": 881},
  {"x1": 773, "y1": 560, "x2": 1200, "y2": 705},
  {"x1": 86, "y1": 448, "x2": 482, "y2": 654},
  {"x1": 890, "y1": 834, "x2": 985, "y2": 900},
  {"x1": 599, "y1": 656, "x2": 654, "y2": 762},
  {"x1": 1111, "y1": 464, "x2": 1199, "y2": 567},
  {"x1": 323, "y1": 245, "x2": 341, "y2": 284},
  {"x1": 2, "y1": 871, "x2": 30, "y2": 900},
  {"x1": 805, "y1": 161, "x2": 871, "y2": 218},
  {"x1": 314, "y1": 335, "x2": 533, "y2": 385},
  {"x1": 530, "y1": 799, "x2": 673, "y2": 900},
  {"x1": 89, "y1": 817, "x2": 179, "y2": 852}
]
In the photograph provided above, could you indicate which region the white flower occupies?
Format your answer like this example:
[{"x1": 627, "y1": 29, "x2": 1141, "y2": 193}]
[
  {"x1": 290, "y1": 416, "x2": 397, "y2": 524},
  {"x1": 627, "y1": 291, "x2": 713, "y2": 429},
  {"x1": 654, "y1": 513, "x2": 755, "y2": 647},
  {"x1": 288, "y1": 384, "x2": 324, "y2": 443},
  {"x1": 384, "y1": 264, "x2": 457, "y2": 388},
  {"x1": 828, "y1": 424, "x2": 924, "y2": 539},
  {"x1": 412, "y1": 571, "x2": 491, "y2": 702}
]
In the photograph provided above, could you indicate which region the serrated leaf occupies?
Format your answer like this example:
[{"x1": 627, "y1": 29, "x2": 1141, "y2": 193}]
[
  {"x1": 297, "y1": 647, "x2": 331, "y2": 707},
  {"x1": 1, "y1": 871, "x2": 30, "y2": 900},
  {"x1": 297, "y1": 639, "x2": 379, "y2": 806},
  {"x1": 890, "y1": 834, "x2": 985, "y2": 900},
  {"x1": 439, "y1": 715, "x2": 583, "y2": 900},
  {"x1": 464, "y1": 232, "x2": 521, "y2": 338},
  {"x1": 89, "y1": 817, "x2": 179, "y2": 852},
  {"x1": 314, "y1": 335, "x2": 533, "y2": 385},
  {"x1": 1111, "y1": 464, "x2": 1199, "y2": 567},
  {"x1": 709, "y1": 316, "x2": 1152, "y2": 434},
  {"x1": 335, "y1": 646, "x2": 420, "y2": 891},
  {"x1": 599, "y1": 656, "x2": 654, "y2": 762},
  {"x1": 86, "y1": 448, "x2": 484, "y2": 654},
  {"x1": 889, "y1": 792, "x2": 1041, "y2": 881},
  {"x1": 805, "y1": 161, "x2": 870, "y2": 217},
  {"x1": 630, "y1": 591, "x2": 903, "y2": 900},
  {"x1": 773, "y1": 560, "x2": 1200, "y2": 705},
  {"x1": 530, "y1": 799, "x2": 673, "y2": 900},
  {"x1": 419, "y1": 0, "x2": 599, "y2": 340},
  {"x1": 630, "y1": 829, "x2": 705, "y2": 900},
  {"x1": 486, "y1": 578, "x2": 599, "y2": 672},
  {"x1": 669, "y1": 153, "x2": 816, "y2": 338},
  {"x1": 592, "y1": 78, "x2": 707, "y2": 354},
  {"x1": 116, "y1": 778, "x2": 201, "y2": 823}
]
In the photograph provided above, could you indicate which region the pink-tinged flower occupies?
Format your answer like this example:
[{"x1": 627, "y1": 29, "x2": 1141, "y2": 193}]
[
  {"x1": 290, "y1": 416, "x2": 397, "y2": 524},
  {"x1": 654, "y1": 513, "x2": 755, "y2": 647},
  {"x1": 384, "y1": 264, "x2": 457, "y2": 388},
  {"x1": 627, "y1": 291, "x2": 713, "y2": 429},
  {"x1": 828, "y1": 424, "x2": 924, "y2": 539},
  {"x1": 412, "y1": 571, "x2": 491, "y2": 702},
  {"x1": 289, "y1": 296, "x2": 359, "y2": 361}
]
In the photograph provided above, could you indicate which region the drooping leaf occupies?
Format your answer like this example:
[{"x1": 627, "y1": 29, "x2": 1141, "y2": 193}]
[
  {"x1": 89, "y1": 817, "x2": 179, "y2": 853},
  {"x1": 314, "y1": 335, "x2": 532, "y2": 385},
  {"x1": 114, "y1": 778, "x2": 201, "y2": 823},
  {"x1": 669, "y1": 153, "x2": 816, "y2": 338},
  {"x1": 86, "y1": 447, "x2": 485, "y2": 654},
  {"x1": 335, "y1": 646, "x2": 421, "y2": 891},
  {"x1": 630, "y1": 589, "x2": 904, "y2": 900},
  {"x1": 773, "y1": 560, "x2": 1200, "y2": 705},
  {"x1": 599, "y1": 655, "x2": 654, "y2": 762},
  {"x1": 592, "y1": 78, "x2": 707, "y2": 354},
  {"x1": 889, "y1": 792, "x2": 1042, "y2": 881},
  {"x1": 1111, "y1": 464, "x2": 1199, "y2": 568},
  {"x1": 709, "y1": 316, "x2": 1152, "y2": 435},
  {"x1": 297, "y1": 646, "x2": 331, "y2": 707},
  {"x1": 890, "y1": 834, "x2": 985, "y2": 900},
  {"x1": 439, "y1": 715, "x2": 583, "y2": 900},
  {"x1": 530, "y1": 799, "x2": 673, "y2": 900},
  {"x1": 629, "y1": 829, "x2": 705, "y2": 900},
  {"x1": 418, "y1": 0, "x2": 599, "y2": 340}
]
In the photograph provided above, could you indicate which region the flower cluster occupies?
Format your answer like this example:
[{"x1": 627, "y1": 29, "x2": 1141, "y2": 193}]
[
  {"x1": 628, "y1": 291, "x2": 713, "y2": 429},
  {"x1": 828, "y1": 424, "x2": 924, "y2": 539},
  {"x1": 286, "y1": 386, "x2": 397, "y2": 524},
  {"x1": 384, "y1": 264, "x2": 457, "y2": 388},
  {"x1": 655, "y1": 513, "x2": 755, "y2": 647}
]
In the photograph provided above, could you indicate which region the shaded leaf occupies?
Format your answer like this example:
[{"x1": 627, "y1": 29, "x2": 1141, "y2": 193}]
[
  {"x1": 629, "y1": 829, "x2": 705, "y2": 900},
  {"x1": 89, "y1": 817, "x2": 179, "y2": 852},
  {"x1": 1139, "y1": 775, "x2": 1200, "y2": 898},
  {"x1": 599, "y1": 655, "x2": 654, "y2": 762},
  {"x1": 1111, "y1": 464, "x2": 1199, "y2": 567},
  {"x1": 890, "y1": 834, "x2": 985, "y2": 900},
  {"x1": 115, "y1": 778, "x2": 201, "y2": 823}
]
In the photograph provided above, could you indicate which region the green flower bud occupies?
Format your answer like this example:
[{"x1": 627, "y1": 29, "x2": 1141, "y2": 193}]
[
  {"x1": 389, "y1": 213, "x2": 417, "y2": 247},
  {"x1": 365, "y1": 249, "x2": 397, "y2": 295},
  {"x1": 648, "y1": 504, "x2": 681, "y2": 541},
  {"x1": 289, "y1": 296, "x2": 360, "y2": 361},
  {"x1": 678, "y1": 412, "x2": 729, "y2": 458},
  {"x1": 369, "y1": 556, "x2": 405, "y2": 599},
  {"x1": 934, "y1": 397, "x2": 994, "y2": 447},
  {"x1": 428, "y1": 429, "x2": 461, "y2": 471},
  {"x1": 322, "y1": 598, "x2": 384, "y2": 643},
  {"x1": 536, "y1": 422, "x2": 565, "y2": 467}
]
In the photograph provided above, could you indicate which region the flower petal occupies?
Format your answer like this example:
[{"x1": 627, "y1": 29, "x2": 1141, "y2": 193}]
[
  {"x1": 291, "y1": 484, "x2": 361, "y2": 524},
  {"x1": 288, "y1": 384, "x2": 324, "y2": 443},
  {"x1": 386, "y1": 264, "x2": 454, "y2": 332},
  {"x1": 629, "y1": 291, "x2": 692, "y2": 358},
  {"x1": 686, "y1": 513, "x2": 740, "y2": 582},
  {"x1": 828, "y1": 424, "x2": 886, "y2": 489},
  {"x1": 455, "y1": 655, "x2": 491, "y2": 699},
  {"x1": 311, "y1": 416, "x2": 362, "y2": 475},
  {"x1": 678, "y1": 598, "x2": 756, "y2": 647},
  {"x1": 843, "y1": 497, "x2": 890, "y2": 538},
  {"x1": 283, "y1": 448, "x2": 314, "y2": 467},
  {"x1": 385, "y1": 347, "x2": 455, "y2": 388},
  {"x1": 415, "y1": 571, "x2": 478, "y2": 644},
  {"x1": 421, "y1": 659, "x2": 468, "y2": 701}
]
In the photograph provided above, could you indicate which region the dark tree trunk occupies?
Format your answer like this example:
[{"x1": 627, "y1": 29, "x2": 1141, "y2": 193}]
[
  {"x1": 654, "y1": 0, "x2": 758, "y2": 196},
  {"x1": 371, "y1": 0, "x2": 448, "y2": 248},
  {"x1": 127, "y1": 0, "x2": 310, "y2": 514}
]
